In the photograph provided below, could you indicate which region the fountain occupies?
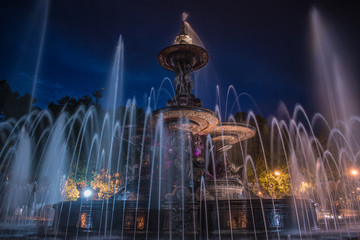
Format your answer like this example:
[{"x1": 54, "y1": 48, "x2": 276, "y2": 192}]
[{"x1": 1, "y1": 10, "x2": 360, "y2": 240}]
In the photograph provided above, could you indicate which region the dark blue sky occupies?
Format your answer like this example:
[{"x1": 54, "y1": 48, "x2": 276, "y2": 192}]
[{"x1": 1, "y1": 0, "x2": 360, "y2": 117}]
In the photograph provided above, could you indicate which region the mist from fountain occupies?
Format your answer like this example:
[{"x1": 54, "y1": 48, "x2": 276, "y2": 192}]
[
  {"x1": 38, "y1": 115, "x2": 68, "y2": 205},
  {"x1": 311, "y1": 9, "x2": 359, "y2": 124},
  {"x1": 29, "y1": 0, "x2": 51, "y2": 112},
  {"x1": 3, "y1": 128, "x2": 32, "y2": 224}
]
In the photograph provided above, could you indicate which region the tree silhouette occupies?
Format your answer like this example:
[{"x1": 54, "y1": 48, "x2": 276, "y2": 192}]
[
  {"x1": 0, "y1": 80, "x2": 37, "y2": 120},
  {"x1": 48, "y1": 94, "x2": 94, "y2": 118}
]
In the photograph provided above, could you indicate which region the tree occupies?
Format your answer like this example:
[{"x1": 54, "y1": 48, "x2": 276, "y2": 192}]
[
  {"x1": 48, "y1": 94, "x2": 94, "y2": 119},
  {"x1": 64, "y1": 177, "x2": 80, "y2": 201},
  {"x1": 258, "y1": 168, "x2": 291, "y2": 199},
  {"x1": 90, "y1": 169, "x2": 121, "y2": 199},
  {"x1": 232, "y1": 112, "x2": 271, "y2": 182},
  {"x1": 0, "y1": 80, "x2": 37, "y2": 120},
  {"x1": 232, "y1": 112, "x2": 292, "y2": 198}
]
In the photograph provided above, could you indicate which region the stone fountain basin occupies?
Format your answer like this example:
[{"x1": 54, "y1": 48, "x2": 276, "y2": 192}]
[
  {"x1": 51, "y1": 197, "x2": 317, "y2": 238},
  {"x1": 151, "y1": 106, "x2": 219, "y2": 134},
  {"x1": 151, "y1": 107, "x2": 256, "y2": 144}
]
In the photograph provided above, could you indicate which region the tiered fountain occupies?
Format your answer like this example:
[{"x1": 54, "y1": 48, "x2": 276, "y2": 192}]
[
  {"x1": 49, "y1": 21, "x2": 317, "y2": 239},
  {"x1": 3, "y1": 7, "x2": 360, "y2": 239}
]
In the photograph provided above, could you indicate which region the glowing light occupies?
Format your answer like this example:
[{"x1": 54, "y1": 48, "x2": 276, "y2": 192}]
[
  {"x1": 80, "y1": 212, "x2": 87, "y2": 228},
  {"x1": 194, "y1": 148, "x2": 202, "y2": 157},
  {"x1": 350, "y1": 169, "x2": 359, "y2": 176},
  {"x1": 274, "y1": 171, "x2": 281, "y2": 176},
  {"x1": 136, "y1": 215, "x2": 145, "y2": 230},
  {"x1": 325, "y1": 214, "x2": 334, "y2": 219},
  {"x1": 83, "y1": 189, "x2": 92, "y2": 198},
  {"x1": 258, "y1": 192, "x2": 262, "y2": 195},
  {"x1": 300, "y1": 181, "x2": 312, "y2": 193}
]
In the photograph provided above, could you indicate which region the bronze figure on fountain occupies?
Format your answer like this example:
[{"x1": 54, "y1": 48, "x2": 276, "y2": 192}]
[{"x1": 158, "y1": 21, "x2": 208, "y2": 107}]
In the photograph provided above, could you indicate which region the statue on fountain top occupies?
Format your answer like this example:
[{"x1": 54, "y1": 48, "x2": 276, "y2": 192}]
[{"x1": 158, "y1": 21, "x2": 209, "y2": 107}]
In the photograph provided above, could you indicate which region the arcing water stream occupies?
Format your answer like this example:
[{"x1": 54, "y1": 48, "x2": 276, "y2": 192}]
[{"x1": 0, "y1": 7, "x2": 360, "y2": 240}]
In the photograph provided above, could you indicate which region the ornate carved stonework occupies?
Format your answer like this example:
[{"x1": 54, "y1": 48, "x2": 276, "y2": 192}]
[
  {"x1": 165, "y1": 186, "x2": 194, "y2": 203},
  {"x1": 172, "y1": 208, "x2": 194, "y2": 232},
  {"x1": 206, "y1": 122, "x2": 256, "y2": 144},
  {"x1": 158, "y1": 22, "x2": 208, "y2": 107},
  {"x1": 152, "y1": 106, "x2": 219, "y2": 134}
]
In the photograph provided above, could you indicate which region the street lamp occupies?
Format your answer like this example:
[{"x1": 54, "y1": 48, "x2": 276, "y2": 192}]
[
  {"x1": 83, "y1": 189, "x2": 93, "y2": 198},
  {"x1": 274, "y1": 171, "x2": 281, "y2": 176},
  {"x1": 350, "y1": 169, "x2": 359, "y2": 177}
]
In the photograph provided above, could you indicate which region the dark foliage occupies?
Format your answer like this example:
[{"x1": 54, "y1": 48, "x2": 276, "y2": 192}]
[
  {"x1": 0, "y1": 80, "x2": 37, "y2": 120},
  {"x1": 48, "y1": 94, "x2": 94, "y2": 118}
]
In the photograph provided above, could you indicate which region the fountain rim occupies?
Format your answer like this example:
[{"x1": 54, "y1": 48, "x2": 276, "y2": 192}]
[
  {"x1": 151, "y1": 107, "x2": 256, "y2": 142},
  {"x1": 151, "y1": 106, "x2": 219, "y2": 134},
  {"x1": 157, "y1": 43, "x2": 209, "y2": 71},
  {"x1": 208, "y1": 121, "x2": 257, "y2": 143},
  {"x1": 209, "y1": 121, "x2": 257, "y2": 135},
  {"x1": 151, "y1": 106, "x2": 218, "y2": 117}
]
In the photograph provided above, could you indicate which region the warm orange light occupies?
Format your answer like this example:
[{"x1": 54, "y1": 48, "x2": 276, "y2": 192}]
[
  {"x1": 274, "y1": 171, "x2": 281, "y2": 176},
  {"x1": 80, "y1": 212, "x2": 87, "y2": 228},
  {"x1": 258, "y1": 191, "x2": 262, "y2": 195},
  {"x1": 136, "y1": 215, "x2": 145, "y2": 230},
  {"x1": 350, "y1": 169, "x2": 359, "y2": 176}
]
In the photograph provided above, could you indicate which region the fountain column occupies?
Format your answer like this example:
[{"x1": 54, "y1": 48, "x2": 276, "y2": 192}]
[{"x1": 158, "y1": 21, "x2": 209, "y2": 107}]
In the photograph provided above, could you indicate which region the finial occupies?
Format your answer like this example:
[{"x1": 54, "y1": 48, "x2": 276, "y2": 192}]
[
  {"x1": 174, "y1": 21, "x2": 192, "y2": 44},
  {"x1": 157, "y1": 14, "x2": 209, "y2": 107},
  {"x1": 181, "y1": 21, "x2": 186, "y2": 35}
]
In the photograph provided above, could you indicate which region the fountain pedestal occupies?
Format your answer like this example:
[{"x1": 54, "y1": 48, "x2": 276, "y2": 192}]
[{"x1": 158, "y1": 22, "x2": 208, "y2": 107}]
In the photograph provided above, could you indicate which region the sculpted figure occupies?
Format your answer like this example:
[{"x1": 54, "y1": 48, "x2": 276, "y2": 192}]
[
  {"x1": 174, "y1": 61, "x2": 193, "y2": 95},
  {"x1": 184, "y1": 63, "x2": 193, "y2": 94},
  {"x1": 174, "y1": 62, "x2": 185, "y2": 95}
]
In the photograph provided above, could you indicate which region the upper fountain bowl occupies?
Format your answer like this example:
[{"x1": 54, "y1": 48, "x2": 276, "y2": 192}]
[
  {"x1": 205, "y1": 122, "x2": 256, "y2": 144},
  {"x1": 158, "y1": 21, "x2": 209, "y2": 72},
  {"x1": 158, "y1": 44, "x2": 209, "y2": 72}
]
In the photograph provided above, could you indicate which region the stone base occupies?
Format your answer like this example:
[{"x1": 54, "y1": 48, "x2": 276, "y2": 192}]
[
  {"x1": 167, "y1": 94, "x2": 202, "y2": 107},
  {"x1": 51, "y1": 197, "x2": 318, "y2": 238},
  {"x1": 203, "y1": 179, "x2": 259, "y2": 200}
]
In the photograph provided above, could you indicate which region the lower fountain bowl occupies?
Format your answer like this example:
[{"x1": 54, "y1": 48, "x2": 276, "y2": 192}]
[{"x1": 50, "y1": 197, "x2": 317, "y2": 239}]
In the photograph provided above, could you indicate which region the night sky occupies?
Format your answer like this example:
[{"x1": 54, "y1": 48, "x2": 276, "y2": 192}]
[{"x1": 1, "y1": 0, "x2": 360, "y2": 118}]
